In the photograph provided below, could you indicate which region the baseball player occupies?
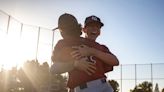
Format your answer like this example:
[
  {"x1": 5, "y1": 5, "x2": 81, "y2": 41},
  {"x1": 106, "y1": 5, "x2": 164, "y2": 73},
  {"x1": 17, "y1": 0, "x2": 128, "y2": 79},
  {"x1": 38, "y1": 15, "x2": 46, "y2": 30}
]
[
  {"x1": 51, "y1": 13, "x2": 96, "y2": 75},
  {"x1": 51, "y1": 14, "x2": 119, "y2": 92}
]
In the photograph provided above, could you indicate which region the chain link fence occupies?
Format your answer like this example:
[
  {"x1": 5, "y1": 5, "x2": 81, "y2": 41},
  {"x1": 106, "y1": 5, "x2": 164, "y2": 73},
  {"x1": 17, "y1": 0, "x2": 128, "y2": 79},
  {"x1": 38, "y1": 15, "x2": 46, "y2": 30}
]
[
  {"x1": 0, "y1": 9, "x2": 62, "y2": 67},
  {"x1": 1, "y1": 10, "x2": 164, "y2": 92},
  {"x1": 107, "y1": 63, "x2": 164, "y2": 92}
]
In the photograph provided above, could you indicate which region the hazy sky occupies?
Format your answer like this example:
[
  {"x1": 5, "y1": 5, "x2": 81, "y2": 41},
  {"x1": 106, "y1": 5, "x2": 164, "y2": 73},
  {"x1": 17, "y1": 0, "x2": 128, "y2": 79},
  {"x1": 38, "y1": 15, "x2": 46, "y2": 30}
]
[
  {"x1": 0, "y1": 0, "x2": 164, "y2": 65},
  {"x1": 0, "y1": 0, "x2": 164, "y2": 91}
]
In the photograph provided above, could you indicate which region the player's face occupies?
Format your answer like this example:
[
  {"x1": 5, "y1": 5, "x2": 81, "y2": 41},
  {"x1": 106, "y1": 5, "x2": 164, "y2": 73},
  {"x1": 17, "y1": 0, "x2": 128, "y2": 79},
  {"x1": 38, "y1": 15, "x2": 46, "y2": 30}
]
[{"x1": 83, "y1": 23, "x2": 101, "y2": 40}]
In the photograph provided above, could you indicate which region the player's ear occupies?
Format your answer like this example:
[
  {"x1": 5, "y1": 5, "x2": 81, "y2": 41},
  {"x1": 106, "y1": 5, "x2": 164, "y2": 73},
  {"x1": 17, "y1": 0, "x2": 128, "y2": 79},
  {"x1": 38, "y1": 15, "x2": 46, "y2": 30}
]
[{"x1": 82, "y1": 28, "x2": 87, "y2": 33}]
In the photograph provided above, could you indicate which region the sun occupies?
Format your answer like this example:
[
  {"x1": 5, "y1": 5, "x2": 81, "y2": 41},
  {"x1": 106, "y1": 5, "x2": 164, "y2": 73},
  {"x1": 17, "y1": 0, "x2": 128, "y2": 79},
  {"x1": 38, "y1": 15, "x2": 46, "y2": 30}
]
[
  {"x1": 0, "y1": 33, "x2": 24, "y2": 70},
  {"x1": 0, "y1": 20, "x2": 63, "y2": 70},
  {"x1": 0, "y1": 30, "x2": 37, "y2": 70},
  {"x1": 0, "y1": 27, "x2": 35, "y2": 70},
  {"x1": 0, "y1": 29, "x2": 62, "y2": 70}
]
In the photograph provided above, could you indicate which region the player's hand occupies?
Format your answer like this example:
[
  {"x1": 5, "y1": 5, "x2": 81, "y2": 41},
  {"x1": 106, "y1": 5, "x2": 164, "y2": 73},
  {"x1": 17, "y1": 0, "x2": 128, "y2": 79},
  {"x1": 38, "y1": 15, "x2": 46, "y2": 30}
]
[
  {"x1": 74, "y1": 58, "x2": 96, "y2": 75},
  {"x1": 70, "y1": 49, "x2": 83, "y2": 60},
  {"x1": 71, "y1": 45, "x2": 92, "y2": 60},
  {"x1": 78, "y1": 45, "x2": 92, "y2": 56}
]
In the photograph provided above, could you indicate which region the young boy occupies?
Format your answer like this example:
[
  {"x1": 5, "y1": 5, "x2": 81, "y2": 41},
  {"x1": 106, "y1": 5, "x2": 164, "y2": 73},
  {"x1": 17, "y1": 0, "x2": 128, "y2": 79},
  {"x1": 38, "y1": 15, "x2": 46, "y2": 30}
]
[
  {"x1": 51, "y1": 14, "x2": 96, "y2": 75},
  {"x1": 51, "y1": 14, "x2": 119, "y2": 92}
]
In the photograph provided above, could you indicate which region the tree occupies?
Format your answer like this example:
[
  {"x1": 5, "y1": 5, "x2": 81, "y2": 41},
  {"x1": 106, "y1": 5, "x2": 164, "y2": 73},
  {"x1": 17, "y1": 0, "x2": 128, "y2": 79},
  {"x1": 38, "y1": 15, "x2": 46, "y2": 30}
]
[
  {"x1": 0, "y1": 66, "x2": 21, "y2": 92},
  {"x1": 162, "y1": 88, "x2": 164, "y2": 92},
  {"x1": 17, "y1": 62, "x2": 35, "y2": 92},
  {"x1": 49, "y1": 74, "x2": 67, "y2": 92},
  {"x1": 130, "y1": 81, "x2": 152, "y2": 92},
  {"x1": 108, "y1": 80, "x2": 119, "y2": 92},
  {"x1": 17, "y1": 60, "x2": 68, "y2": 92},
  {"x1": 38, "y1": 62, "x2": 50, "y2": 92},
  {"x1": 154, "y1": 83, "x2": 159, "y2": 92}
]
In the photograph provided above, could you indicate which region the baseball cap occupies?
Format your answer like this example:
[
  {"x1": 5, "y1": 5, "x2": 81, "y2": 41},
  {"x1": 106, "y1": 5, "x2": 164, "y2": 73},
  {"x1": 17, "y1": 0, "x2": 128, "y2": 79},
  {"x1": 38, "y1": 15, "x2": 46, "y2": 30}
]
[
  {"x1": 84, "y1": 15, "x2": 104, "y2": 27},
  {"x1": 53, "y1": 13, "x2": 79, "y2": 31}
]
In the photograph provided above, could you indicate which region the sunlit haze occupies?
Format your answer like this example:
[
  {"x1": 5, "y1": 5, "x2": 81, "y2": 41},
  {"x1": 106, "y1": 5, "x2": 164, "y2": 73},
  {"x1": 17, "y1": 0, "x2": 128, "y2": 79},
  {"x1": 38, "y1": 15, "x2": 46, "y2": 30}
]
[
  {"x1": 0, "y1": 0, "x2": 164, "y2": 68},
  {"x1": 0, "y1": 0, "x2": 164, "y2": 91}
]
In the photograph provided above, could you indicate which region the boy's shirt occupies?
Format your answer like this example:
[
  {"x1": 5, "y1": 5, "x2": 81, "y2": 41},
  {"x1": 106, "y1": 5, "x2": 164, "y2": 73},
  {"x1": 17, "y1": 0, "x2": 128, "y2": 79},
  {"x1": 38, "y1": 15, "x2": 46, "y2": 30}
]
[{"x1": 52, "y1": 37, "x2": 113, "y2": 88}]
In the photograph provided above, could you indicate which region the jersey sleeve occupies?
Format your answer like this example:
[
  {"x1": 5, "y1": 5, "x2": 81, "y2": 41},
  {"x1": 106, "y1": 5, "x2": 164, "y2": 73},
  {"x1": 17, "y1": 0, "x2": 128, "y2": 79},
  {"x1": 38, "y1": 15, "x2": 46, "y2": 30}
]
[
  {"x1": 101, "y1": 45, "x2": 114, "y2": 73},
  {"x1": 51, "y1": 40, "x2": 76, "y2": 63},
  {"x1": 51, "y1": 40, "x2": 66, "y2": 62}
]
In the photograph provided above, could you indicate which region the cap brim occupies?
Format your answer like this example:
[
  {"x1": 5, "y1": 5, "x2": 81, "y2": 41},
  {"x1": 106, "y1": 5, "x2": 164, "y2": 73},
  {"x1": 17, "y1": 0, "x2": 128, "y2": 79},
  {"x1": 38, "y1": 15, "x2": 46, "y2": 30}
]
[{"x1": 52, "y1": 27, "x2": 59, "y2": 31}]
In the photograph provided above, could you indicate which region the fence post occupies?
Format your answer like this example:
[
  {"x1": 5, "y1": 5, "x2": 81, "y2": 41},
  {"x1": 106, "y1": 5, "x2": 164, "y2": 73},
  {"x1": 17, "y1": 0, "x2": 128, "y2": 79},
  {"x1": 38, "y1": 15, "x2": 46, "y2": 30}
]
[
  {"x1": 6, "y1": 15, "x2": 10, "y2": 34},
  {"x1": 51, "y1": 31, "x2": 55, "y2": 66},
  {"x1": 120, "y1": 64, "x2": 122, "y2": 92},
  {"x1": 35, "y1": 27, "x2": 40, "y2": 61},
  {"x1": 151, "y1": 63, "x2": 153, "y2": 91},
  {"x1": 20, "y1": 23, "x2": 23, "y2": 38},
  {"x1": 135, "y1": 64, "x2": 137, "y2": 87}
]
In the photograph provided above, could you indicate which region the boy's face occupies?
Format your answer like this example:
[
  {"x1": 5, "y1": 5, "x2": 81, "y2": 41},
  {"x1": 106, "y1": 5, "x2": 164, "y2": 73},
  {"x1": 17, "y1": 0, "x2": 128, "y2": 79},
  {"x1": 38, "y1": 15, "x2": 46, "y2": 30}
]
[{"x1": 83, "y1": 23, "x2": 101, "y2": 40}]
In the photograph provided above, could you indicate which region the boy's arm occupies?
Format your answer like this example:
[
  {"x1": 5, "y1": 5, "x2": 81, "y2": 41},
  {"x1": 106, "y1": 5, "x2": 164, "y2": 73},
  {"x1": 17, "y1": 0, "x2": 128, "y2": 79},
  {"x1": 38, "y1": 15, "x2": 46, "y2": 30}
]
[
  {"x1": 50, "y1": 60, "x2": 96, "y2": 75},
  {"x1": 51, "y1": 46, "x2": 96, "y2": 75},
  {"x1": 50, "y1": 59, "x2": 96, "y2": 75},
  {"x1": 50, "y1": 61, "x2": 74, "y2": 74},
  {"x1": 90, "y1": 47, "x2": 119, "y2": 66},
  {"x1": 52, "y1": 47, "x2": 75, "y2": 63},
  {"x1": 73, "y1": 45, "x2": 119, "y2": 66},
  {"x1": 51, "y1": 46, "x2": 76, "y2": 74}
]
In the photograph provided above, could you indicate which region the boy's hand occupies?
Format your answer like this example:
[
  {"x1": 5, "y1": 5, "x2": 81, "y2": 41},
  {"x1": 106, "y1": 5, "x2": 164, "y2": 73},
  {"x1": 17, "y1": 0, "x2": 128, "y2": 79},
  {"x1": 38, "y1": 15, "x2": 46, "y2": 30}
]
[
  {"x1": 74, "y1": 58, "x2": 96, "y2": 75},
  {"x1": 71, "y1": 45, "x2": 92, "y2": 60},
  {"x1": 71, "y1": 45, "x2": 96, "y2": 75},
  {"x1": 78, "y1": 45, "x2": 92, "y2": 56}
]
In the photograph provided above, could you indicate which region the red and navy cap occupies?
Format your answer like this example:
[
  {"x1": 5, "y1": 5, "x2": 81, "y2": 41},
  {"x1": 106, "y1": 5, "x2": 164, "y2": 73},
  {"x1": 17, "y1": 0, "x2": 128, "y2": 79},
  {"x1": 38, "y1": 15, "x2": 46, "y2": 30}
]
[{"x1": 84, "y1": 15, "x2": 104, "y2": 27}]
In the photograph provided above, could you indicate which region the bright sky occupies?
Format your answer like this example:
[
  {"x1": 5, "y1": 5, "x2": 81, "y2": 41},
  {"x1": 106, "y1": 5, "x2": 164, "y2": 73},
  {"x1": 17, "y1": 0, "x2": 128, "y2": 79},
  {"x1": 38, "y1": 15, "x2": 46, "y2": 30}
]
[
  {"x1": 0, "y1": 0, "x2": 164, "y2": 91},
  {"x1": 0, "y1": 0, "x2": 164, "y2": 64}
]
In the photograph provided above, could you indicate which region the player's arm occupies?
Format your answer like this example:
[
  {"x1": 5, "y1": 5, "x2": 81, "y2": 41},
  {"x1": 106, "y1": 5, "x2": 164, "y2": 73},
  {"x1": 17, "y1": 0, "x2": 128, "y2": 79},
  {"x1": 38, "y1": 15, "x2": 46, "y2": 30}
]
[
  {"x1": 51, "y1": 47, "x2": 76, "y2": 74},
  {"x1": 72, "y1": 45, "x2": 119, "y2": 66},
  {"x1": 90, "y1": 47, "x2": 119, "y2": 66},
  {"x1": 51, "y1": 46, "x2": 96, "y2": 75},
  {"x1": 51, "y1": 47, "x2": 75, "y2": 63},
  {"x1": 50, "y1": 61, "x2": 74, "y2": 74},
  {"x1": 50, "y1": 59, "x2": 96, "y2": 75}
]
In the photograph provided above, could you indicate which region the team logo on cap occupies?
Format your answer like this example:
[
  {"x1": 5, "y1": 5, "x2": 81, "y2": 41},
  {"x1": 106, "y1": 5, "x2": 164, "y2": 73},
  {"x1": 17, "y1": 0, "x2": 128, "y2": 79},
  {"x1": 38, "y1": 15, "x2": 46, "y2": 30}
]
[{"x1": 91, "y1": 16, "x2": 98, "y2": 21}]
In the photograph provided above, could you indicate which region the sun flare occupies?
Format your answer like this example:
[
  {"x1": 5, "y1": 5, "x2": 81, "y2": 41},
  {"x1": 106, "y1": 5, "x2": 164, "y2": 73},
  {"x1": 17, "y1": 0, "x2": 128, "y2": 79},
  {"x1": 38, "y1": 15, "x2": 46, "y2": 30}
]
[
  {"x1": 0, "y1": 28, "x2": 62, "y2": 70},
  {"x1": 0, "y1": 34, "x2": 25, "y2": 70},
  {"x1": 0, "y1": 30, "x2": 40, "y2": 70}
]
